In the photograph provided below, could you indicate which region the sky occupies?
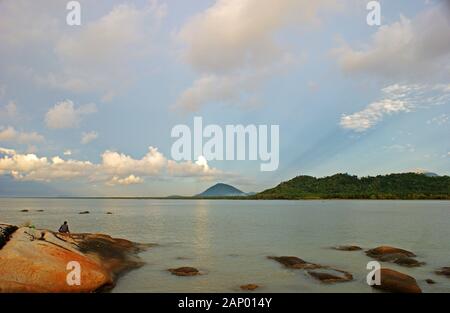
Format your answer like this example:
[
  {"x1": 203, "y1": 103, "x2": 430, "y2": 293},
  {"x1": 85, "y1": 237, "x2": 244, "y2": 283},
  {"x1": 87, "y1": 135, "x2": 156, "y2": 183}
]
[{"x1": 0, "y1": 0, "x2": 449, "y2": 197}]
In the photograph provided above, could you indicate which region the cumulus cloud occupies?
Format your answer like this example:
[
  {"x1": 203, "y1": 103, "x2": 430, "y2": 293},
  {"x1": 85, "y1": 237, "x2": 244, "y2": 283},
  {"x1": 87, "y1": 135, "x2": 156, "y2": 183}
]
[
  {"x1": 35, "y1": 1, "x2": 166, "y2": 99},
  {"x1": 334, "y1": 6, "x2": 450, "y2": 80},
  {"x1": 340, "y1": 84, "x2": 450, "y2": 132},
  {"x1": 175, "y1": 0, "x2": 337, "y2": 111},
  {"x1": 0, "y1": 146, "x2": 224, "y2": 184},
  {"x1": 167, "y1": 155, "x2": 222, "y2": 178},
  {"x1": 81, "y1": 131, "x2": 99, "y2": 145},
  {"x1": 106, "y1": 175, "x2": 144, "y2": 186},
  {"x1": 0, "y1": 126, "x2": 44, "y2": 144},
  {"x1": 45, "y1": 100, "x2": 97, "y2": 129}
]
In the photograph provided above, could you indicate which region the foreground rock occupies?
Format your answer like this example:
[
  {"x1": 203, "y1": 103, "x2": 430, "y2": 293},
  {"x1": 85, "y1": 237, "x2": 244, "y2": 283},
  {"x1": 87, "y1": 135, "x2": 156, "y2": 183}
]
[
  {"x1": 168, "y1": 267, "x2": 200, "y2": 277},
  {"x1": 0, "y1": 223, "x2": 149, "y2": 292},
  {"x1": 366, "y1": 246, "x2": 424, "y2": 267},
  {"x1": 268, "y1": 256, "x2": 353, "y2": 283},
  {"x1": 372, "y1": 268, "x2": 422, "y2": 293},
  {"x1": 240, "y1": 284, "x2": 259, "y2": 291}
]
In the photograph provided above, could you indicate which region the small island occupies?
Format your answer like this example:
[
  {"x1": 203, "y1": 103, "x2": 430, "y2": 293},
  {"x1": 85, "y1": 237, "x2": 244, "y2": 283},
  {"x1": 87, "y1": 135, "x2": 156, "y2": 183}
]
[{"x1": 252, "y1": 173, "x2": 450, "y2": 200}]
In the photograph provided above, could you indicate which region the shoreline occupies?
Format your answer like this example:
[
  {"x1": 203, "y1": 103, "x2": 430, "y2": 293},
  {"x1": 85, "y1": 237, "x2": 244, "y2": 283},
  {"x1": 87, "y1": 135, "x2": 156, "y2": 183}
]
[{"x1": 1, "y1": 196, "x2": 450, "y2": 201}]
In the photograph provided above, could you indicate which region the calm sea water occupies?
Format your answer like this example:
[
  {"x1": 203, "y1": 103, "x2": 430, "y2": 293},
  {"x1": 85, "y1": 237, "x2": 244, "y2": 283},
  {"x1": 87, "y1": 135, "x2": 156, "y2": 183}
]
[{"x1": 0, "y1": 198, "x2": 449, "y2": 293}]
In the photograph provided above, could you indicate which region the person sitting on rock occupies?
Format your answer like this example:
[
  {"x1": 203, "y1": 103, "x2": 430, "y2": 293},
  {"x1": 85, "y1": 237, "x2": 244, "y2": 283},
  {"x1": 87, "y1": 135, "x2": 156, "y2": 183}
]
[{"x1": 58, "y1": 221, "x2": 70, "y2": 234}]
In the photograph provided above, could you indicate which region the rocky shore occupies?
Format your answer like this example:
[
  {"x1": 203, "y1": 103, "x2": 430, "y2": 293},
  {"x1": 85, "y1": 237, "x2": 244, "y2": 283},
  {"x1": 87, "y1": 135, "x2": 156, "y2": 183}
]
[{"x1": 0, "y1": 223, "x2": 150, "y2": 293}]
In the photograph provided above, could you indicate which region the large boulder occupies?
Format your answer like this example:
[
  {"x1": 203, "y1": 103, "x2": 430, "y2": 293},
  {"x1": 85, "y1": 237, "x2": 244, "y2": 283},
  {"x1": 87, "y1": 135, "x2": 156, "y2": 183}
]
[
  {"x1": 372, "y1": 268, "x2": 422, "y2": 293},
  {"x1": 0, "y1": 223, "x2": 149, "y2": 292}
]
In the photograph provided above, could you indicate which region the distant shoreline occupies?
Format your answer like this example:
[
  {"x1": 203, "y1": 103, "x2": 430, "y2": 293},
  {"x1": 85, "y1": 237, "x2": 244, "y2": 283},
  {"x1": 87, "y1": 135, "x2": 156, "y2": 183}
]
[{"x1": 1, "y1": 196, "x2": 449, "y2": 201}]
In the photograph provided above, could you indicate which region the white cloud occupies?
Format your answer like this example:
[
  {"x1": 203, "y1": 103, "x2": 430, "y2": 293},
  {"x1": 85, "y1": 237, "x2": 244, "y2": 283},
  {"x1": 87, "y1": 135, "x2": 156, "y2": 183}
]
[
  {"x1": 334, "y1": 6, "x2": 450, "y2": 80},
  {"x1": 106, "y1": 175, "x2": 144, "y2": 186},
  {"x1": 167, "y1": 155, "x2": 222, "y2": 178},
  {"x1": 45, "y1": 100, "x2": 97, "y2": 129},
  {"x1": 340, "y1": 84, "x2": 450, "y2": 132},
  {"x1": 0, "y1": 147, "x2": 16, "y2": 156},
  {"x1": 176, "y1": 0, "x2": 337, "y2": 111},
  {"x1": 427, "y1": 114, "x2": 449, "y2": 126},
  {"x1": 81, "y1": 131, "x2": 99, "y2": 145},
  {"x1": 0, "y1": 146, "x2": 225, "y2": 184},
  {"x1": 0, "y1": 126, "x2": 44, "y2": 144},
  {"x1": 36, "y1": 1, "x2": 166, "y2": 99},
  {"x1": 63, "y1": 150, "x2": 72, "y2": 156}
]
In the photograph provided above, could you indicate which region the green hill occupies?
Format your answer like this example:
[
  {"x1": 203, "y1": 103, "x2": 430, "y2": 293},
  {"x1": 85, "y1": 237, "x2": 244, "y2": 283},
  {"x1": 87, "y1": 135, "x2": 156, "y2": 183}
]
[{"x1": 254, "y1": 173, "x2": 450, "y2": 200}]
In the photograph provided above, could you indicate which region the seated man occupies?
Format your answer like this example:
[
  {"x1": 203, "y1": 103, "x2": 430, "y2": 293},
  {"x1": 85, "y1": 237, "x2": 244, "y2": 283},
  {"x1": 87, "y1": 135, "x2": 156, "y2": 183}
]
[{"x1": 58, "y1": 221, "x2": 70, "y2": 234}]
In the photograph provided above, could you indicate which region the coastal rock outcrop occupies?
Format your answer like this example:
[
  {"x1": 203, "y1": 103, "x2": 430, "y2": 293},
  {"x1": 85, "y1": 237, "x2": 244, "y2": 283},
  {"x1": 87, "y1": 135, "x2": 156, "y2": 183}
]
[
  {"x1": 0, "y1": 223, "x2": 149, "y2": 292},
  {"x1": 366, "y1": 246, "x2": 424, "y2": 267},
  {"x1": 168, "y1": 267, "x2": 200, "y2": 277},
  {"x1": 372, "y1": 268, "x2": 422, "y2": 293}
]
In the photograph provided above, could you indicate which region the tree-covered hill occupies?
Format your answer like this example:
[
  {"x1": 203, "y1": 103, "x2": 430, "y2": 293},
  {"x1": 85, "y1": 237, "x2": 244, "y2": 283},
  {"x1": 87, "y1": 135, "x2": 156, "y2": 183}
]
[{"x1": 254, "y1": 173, "x2": 450, "y2": 200}]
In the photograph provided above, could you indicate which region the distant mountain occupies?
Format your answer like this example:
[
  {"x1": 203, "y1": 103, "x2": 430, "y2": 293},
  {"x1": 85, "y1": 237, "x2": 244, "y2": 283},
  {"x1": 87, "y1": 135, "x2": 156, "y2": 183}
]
[
  {"x1": 196, "y1": 183, "x2": 246, "y2": 197},
  {"x1": 254, "y1": 173, "x2": 450, "y2": 200},
  {"x1": 413, "y1": 169, "x2": 439, "y2": 177}
]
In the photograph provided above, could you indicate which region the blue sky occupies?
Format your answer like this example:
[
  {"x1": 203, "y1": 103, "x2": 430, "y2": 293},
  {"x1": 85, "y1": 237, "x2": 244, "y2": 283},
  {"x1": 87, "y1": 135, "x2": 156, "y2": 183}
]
[{"x1": 0, "y1": 0, "x2": 449, "y2": 196}]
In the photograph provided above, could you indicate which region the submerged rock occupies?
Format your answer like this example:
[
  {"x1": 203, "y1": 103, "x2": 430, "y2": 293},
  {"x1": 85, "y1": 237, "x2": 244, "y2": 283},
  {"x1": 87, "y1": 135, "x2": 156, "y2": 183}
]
[
  {"x1": 268, "y1": 255, "x2": 353, "y2": 283},
  {"x1": 366, "y1": 246, "x2": 416, "y2": 258},
  {"x1": 332, "y1": 245, "x2": 362, "y2": 251},
  {"x1": 372, "y1": 268, "x2": 422, "y2": 293},
  {"x1": 0, "y1": 223, "x2": 149, "y2": 292},
  {"x1": 426, "y1": 279, "x2": 436, "y2": 284},
  {"x1": 307, "y1": 268, "x2": 353, "y2": 283},
  {"x1": 20, "y1": 209, "x2": 29, "y2": 213},
  {"x1": 79, "y1": 211, "x2": 90, "y2": 214},
  {"x1": 240, "y1": 284, "x2": 259, "y2": 291},
  {"x1": 436, "y1": 267, "x2": 450, "y2": 277},
  {"x1": 267, "y1": 256, "x2": 322, "y2": 269},
  {"x1": 168, "y1": 267, "x2": 200, "y2": 277},
  {"x1": 366, "y1": 246, "x2": 423, "y2": 267}
]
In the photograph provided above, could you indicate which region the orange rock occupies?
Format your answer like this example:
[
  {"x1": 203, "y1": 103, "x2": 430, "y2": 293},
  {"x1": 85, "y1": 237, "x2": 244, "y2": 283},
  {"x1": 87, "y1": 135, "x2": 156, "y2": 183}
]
[
  {"x1": 0, "y1": 224, "x2": 149, "y2": 293},
  {"x1": 372, "y1": 268, "x2": 422, "y2": 293},
  {"x1": 240, "y1": 284, "x2": 259, "y2": 291}
]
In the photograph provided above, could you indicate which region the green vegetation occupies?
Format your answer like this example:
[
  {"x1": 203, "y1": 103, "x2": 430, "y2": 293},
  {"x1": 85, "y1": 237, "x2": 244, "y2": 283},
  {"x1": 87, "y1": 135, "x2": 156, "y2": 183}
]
[{"x1": 254, "y1": 173, "x2": 450, "y2": 200}]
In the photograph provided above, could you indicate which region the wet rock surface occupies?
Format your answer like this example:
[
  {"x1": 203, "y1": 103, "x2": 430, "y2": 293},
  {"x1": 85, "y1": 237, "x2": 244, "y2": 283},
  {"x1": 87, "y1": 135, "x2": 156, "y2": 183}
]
[
  {"x1": 366, "y1": 246, "x2": 423, "y2": 267},
  {"x1": 332, "y1": 245, "x2": 362, "y2": 251},
  {"x1": 436, "y1": 267, "x2": 450, "y2": 277},
  {"x1": 79, "y1": 211, "x2": 90, "y2": 214},
  {"x1": 268, "y1": 255, "x2": 353, "y2": 283},
  {"x1": 168, "y1": 267, "x2": 200, "y2": 276},
  {"x1": 372, "y1": 268, "x2": 422, "y2": 293},
  {"x1": 0, "y1": 223, "x2": 150, "y2": 292},
  {"x1": 307, "y1": 268, "x2": 353, "y2": 283},
  {"x1": 268, "y1": 256, "x2": 322, "y2": 269},
  {"x1": 240, "y1": 284, "x2": 259, "y2": 291}
]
